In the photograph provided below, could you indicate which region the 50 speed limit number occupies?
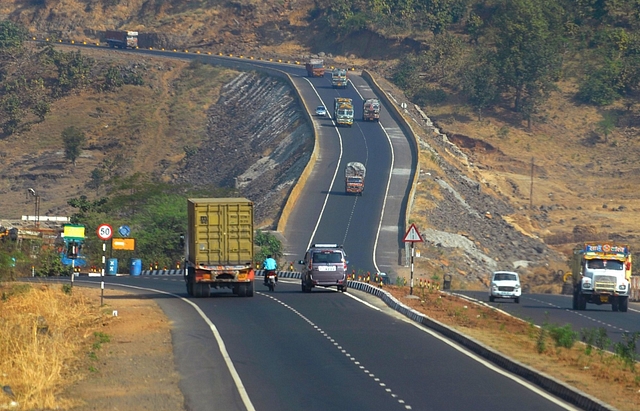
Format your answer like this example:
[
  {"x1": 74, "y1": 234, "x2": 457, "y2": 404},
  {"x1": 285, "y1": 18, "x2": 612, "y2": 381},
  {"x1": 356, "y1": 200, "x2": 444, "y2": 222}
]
[{"x1": 96, "y1": 224, "x2": 113, "y2": 241}]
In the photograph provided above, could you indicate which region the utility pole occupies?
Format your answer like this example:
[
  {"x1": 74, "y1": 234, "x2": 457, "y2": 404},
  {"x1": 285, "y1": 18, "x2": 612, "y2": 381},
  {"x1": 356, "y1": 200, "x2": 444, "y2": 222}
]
[
  {"x1": 27, "y1": 188, "x2": 40, "y2": 229},
  {"x1": 529, "y1": 157, "x2": 534, "y2": 209}
]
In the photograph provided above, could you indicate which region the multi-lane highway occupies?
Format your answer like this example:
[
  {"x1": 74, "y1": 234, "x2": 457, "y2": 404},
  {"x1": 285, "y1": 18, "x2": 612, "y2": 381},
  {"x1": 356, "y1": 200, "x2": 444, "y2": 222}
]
[
  {"x1": 73, "y1": 275, "x2": 579, "y2": 411},
  {"x1": 281, "y1": 69, "x2": 414, "y2": 276},
  {"x1": 39, "y1": 43, "x2": 623, "y2": 410}
]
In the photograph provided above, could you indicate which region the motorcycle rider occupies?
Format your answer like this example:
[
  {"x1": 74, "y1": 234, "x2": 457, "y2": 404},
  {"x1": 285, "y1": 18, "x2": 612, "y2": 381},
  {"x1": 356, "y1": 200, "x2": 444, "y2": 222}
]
[{"x1": 263, "y1": 254, "x2": 278, "y2": 285}]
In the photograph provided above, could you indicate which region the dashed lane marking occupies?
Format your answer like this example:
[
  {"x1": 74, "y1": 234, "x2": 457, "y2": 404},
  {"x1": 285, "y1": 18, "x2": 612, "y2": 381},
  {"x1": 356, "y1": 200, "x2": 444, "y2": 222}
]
[
  {"x1": 527, "y1": 296, "x2": 632, "y2": 333},
  {"x1": 258, "y1": 292, "x2": 412, "y2": 409}
]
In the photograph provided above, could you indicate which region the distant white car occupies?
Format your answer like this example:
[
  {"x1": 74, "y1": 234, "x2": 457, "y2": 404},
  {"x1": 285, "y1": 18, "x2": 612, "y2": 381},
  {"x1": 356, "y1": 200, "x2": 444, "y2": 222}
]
[
  {"x1": 315, "y1": 105, "x2": 327, "y2": 117},
  {"x1": 489, "y1": 271, "x2": 521, "y2": 303}
]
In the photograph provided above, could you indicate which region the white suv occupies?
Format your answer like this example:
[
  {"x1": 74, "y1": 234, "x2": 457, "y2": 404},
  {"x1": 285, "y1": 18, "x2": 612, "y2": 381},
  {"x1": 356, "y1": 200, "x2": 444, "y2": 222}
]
[{"x1": 489, "y1": 271, "x2": 521, "y2": 303}]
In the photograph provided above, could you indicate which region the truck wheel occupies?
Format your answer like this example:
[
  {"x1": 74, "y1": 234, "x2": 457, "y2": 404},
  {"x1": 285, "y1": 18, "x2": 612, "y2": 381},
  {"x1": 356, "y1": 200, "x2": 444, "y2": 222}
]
[
  {"x1": 237, "y1": 283, "x2": 247, "y2": 297},
  {"x1": 202, "y1": 284, "x2": 211, "y2": 298},
  {"x1": 514, "y1": 297, "x2": 520, "y2": 304},
  {"x1": 612, "y1": 298, "x2": 619, "y2": 311},
  {"x1": 572, "y1": 292, "x2": 578, "y2": 310},
  {"x1": 186, "y1": 281, "x2": 194, "y2": 296},
  {"x1": 489, "y1": 295, "x2": 495, "y2": 302},
  {"x1": 246, "y1": 282, "x2": 254, "y2": 297},
  {"x1": 618, "y1": 296, "x2": 628, "y2": 312}
]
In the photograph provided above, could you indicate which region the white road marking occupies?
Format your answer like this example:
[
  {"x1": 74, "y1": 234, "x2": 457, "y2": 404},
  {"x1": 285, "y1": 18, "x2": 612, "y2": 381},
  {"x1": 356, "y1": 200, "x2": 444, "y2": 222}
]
[{"x1": 258, "y1": 291, "x2": 411, "y2": 409}]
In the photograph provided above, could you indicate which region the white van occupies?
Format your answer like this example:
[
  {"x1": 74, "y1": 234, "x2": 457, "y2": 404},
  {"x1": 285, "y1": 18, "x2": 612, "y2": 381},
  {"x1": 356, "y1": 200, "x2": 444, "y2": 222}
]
[{"x1": 489, "y1": 271, "x2": 521, "y2": 303}]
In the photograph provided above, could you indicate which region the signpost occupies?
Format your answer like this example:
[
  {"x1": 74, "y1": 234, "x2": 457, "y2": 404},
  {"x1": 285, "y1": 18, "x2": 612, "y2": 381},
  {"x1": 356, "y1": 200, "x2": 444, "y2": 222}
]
[
  {"x1": 97, "y1": 224, "x2": 113, "y2": 306},
  {"x1": 97, "y1": 224, "x2": 113, "y2": 241},
  {"x1": 112, "y1": 238, "x2": 135, "y2": 251},
  {"x1": 403, "y1": 223, "x2": 424, "y2": 295},
  {"x1": 63, "y1": 224, "x2": 85, "y2": 288}
]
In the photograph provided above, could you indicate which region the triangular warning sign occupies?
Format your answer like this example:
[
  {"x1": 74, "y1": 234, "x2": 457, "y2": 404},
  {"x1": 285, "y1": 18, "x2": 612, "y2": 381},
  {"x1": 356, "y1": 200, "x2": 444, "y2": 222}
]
[{"x1": 403, "y1": 223, "x2": 424, "y2": 242}]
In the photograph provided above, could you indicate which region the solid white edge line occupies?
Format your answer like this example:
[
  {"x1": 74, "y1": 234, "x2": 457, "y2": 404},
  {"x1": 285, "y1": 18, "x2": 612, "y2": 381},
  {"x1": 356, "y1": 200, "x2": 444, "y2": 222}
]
[
  {"x1": 344, "y1": 285, "x2": 579, "y2": 411},
  {"x1": 80, "y1": 281, "x2": 256, "y2": 411},
  {"x1": 343, "y1": 292, "x2": 382, "y2": 311},
  {"x1": 400, "y1": 316, "x2": 579, "y2": 411}
]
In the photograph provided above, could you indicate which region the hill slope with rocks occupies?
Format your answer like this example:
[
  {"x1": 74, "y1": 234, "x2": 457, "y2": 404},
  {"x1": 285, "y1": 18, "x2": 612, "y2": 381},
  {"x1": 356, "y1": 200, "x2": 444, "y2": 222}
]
[{"x1": 2, "y1": 1, "x2": 640, "y2": 290}]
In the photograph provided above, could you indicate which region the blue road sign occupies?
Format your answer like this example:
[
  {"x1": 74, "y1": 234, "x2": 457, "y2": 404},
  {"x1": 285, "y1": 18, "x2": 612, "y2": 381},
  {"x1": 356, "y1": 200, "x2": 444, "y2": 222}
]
[{"x1": 118, "y1": 225, "x2": 131, "y2": 237}]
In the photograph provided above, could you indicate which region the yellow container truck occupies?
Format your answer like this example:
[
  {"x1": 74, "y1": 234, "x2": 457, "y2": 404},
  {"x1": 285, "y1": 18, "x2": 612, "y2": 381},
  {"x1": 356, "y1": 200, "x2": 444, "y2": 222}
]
[{"x1": 184, "y1": 198, "x2": 255, "y2": 297}]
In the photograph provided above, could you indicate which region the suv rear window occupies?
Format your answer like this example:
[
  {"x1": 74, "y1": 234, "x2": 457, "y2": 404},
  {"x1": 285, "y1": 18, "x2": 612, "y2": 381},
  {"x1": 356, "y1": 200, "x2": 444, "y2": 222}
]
[{"x1": 312, "y1": 252, "x2": 343, "y2": 263}]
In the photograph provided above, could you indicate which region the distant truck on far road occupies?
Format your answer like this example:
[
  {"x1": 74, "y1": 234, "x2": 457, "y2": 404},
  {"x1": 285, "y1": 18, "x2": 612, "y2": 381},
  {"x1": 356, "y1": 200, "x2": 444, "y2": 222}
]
[
  {"x1": 331, "y1": 68, "x2": 348, "y2": 88},
  {"x1": 345, "y1": 162, "x2": 366, "y2": 195},
  {"x1": 334, "y1": 97, "x2": 354, "y2": 127},
  {"x1": 362, "y1": 98, "x2": 381, "y2": 121},
  {"x1": 305, "y1": 58, "x2": 325, "y2": 77},
  {"x1": 105, "y1": 30, "x2": 139, "y2": 49}
]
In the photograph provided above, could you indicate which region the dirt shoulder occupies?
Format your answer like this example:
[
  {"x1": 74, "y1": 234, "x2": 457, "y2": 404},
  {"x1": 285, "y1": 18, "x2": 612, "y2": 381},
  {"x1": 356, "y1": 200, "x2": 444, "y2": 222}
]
[{"x1": 63, "y1": 288, "x2": 185, "y2": 411}]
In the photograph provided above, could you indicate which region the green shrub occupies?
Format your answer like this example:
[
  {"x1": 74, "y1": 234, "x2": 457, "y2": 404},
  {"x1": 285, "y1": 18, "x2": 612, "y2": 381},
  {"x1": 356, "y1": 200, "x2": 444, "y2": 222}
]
[
  {"x1": 548, "y1": 324, "x2": 578, "y2": 349},
  {"x1": 37, "y1": 249, "x2": 72, "y2": 277},
  {"x1": 536, "y1": 327, "x2": 547, "y2": 353},
  {"x1": 614, "y1": 332, "x2": 639, "y2": 371}
]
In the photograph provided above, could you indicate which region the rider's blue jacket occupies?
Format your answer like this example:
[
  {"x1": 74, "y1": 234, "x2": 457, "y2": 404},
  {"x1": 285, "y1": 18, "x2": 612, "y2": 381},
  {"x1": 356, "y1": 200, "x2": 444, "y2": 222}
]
[{"x1": 263, "y1": 258, "x2": 277, "y2": 270}]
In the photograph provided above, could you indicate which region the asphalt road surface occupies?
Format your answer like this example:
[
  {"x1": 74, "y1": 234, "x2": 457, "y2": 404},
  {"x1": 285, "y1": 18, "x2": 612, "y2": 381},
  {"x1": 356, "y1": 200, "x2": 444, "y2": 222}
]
[{"x1": 74, "y1": 275, "x2": 579, "y2": 411}]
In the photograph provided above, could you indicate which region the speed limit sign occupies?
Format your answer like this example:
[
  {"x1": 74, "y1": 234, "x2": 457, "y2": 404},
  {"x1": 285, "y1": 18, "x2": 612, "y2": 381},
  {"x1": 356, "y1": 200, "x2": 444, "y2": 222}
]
[{"x1": 96, "y1": 223, "x2": 113, "y2": 241}]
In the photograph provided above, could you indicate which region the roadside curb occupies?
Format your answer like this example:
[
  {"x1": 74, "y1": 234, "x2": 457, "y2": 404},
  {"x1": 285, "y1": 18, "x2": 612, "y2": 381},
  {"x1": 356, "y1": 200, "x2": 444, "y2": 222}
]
[{"x1": 141, "y1": 269, "x2": 183, "y2": 275}]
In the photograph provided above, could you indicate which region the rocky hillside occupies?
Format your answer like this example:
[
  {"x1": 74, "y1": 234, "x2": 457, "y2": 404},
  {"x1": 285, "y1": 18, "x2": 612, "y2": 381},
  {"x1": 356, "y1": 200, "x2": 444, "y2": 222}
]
[
  {"x1": 177, "y1": 71, "x2": 313, "y2": 227},
  {"x1": 2, "y1": 0, "x2": 640, "y2": 289}
]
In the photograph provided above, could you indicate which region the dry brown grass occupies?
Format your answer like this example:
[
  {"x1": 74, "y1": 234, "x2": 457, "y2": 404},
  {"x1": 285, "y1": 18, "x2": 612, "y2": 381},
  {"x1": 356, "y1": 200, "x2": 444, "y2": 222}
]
[
  {"x1": 0, "y1": 282, "x2": 110, "y2": 409},
  {"x1": 383, "y1": 285, "x2": 640, "y2": 411}
]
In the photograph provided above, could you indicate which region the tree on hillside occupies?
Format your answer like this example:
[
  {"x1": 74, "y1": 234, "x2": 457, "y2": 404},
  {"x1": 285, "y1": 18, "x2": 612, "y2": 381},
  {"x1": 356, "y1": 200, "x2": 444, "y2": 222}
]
[
  {"x1": 0, "y1": 20, "x2": 26, "y2": 53},
  {"x1": 62, "y1": 126, "x2": 85, "y2": 166},
  {"x1": 491, "y1": 0, "x2": 564, "y2": 117},
  {"x1": 45, "y1": 47, "x2": 94, "y2": 97},
  {"x1": 0, "y1": 93, "x2": 22, "y2": 135},
  {"x1": 596, "y1": 112, "x2": 616, "y2": 143},
  {"x1": 103, "y1": 66, "x2": 124, "y2": 91},
  {"x1": 133, "y1": 194, "x2": 187, "y2": 268},
  {"x1": 87, "y1": 167, "x2": 107, "y2": 195},
  {"x1": 462, "y1": 52, "x2": 500, "y2": 120},
  {"x1": 324, "y1": 0, "x2": 469, "y2": 36},
  {"x1": 420, "y1": 32, "x2": 467, "y2": 86}
]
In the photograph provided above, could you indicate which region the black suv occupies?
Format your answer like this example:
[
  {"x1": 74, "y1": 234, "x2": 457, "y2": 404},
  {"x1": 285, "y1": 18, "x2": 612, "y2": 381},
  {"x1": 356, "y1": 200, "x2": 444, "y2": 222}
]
[{"x1": 298, "y1": 244, "x2": 349, "y2": 292}]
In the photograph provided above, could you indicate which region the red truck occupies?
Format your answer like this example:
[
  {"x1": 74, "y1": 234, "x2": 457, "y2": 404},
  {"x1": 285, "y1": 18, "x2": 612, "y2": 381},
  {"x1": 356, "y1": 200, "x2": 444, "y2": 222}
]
[
  {"x1": 105, "y1": 30, "x2": 139, "y2": 49},
  {"x1": 345, "y1": 162, "x2": 366, "y2": 195},
  {"x1": 305, "y1": 58, "x2": 325, "y2": 77},
  {"x1": 362, "y1": 98, "x2": 381, "y2": 121}
]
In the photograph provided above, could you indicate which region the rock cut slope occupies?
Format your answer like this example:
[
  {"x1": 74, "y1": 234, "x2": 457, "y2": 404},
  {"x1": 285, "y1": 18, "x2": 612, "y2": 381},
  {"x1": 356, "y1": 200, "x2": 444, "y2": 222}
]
[{"x1": 177, "y1": 71, "x2": 313, "y2": 227}]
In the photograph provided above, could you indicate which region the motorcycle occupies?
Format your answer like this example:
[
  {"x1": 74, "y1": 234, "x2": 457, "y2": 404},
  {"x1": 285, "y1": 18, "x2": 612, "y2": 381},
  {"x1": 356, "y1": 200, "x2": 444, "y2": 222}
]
[{"x1": 265, "y1": 270, "x2": 277, "y2": 291}]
